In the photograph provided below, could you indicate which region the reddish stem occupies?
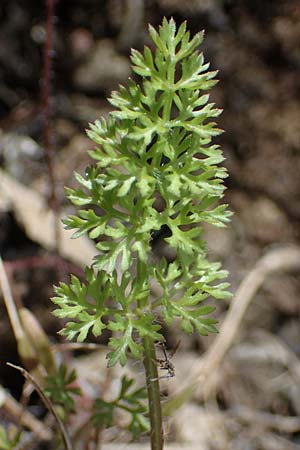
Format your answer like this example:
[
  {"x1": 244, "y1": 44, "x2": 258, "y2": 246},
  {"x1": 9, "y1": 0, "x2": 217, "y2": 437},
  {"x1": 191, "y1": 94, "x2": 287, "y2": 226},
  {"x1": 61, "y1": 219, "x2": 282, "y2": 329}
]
[
  {"x1": 42, "y1": 0, "x2": 62, "y2": 258},
  {"x1": 42, "y1": 0, "x2": 57, "y2": 211}
]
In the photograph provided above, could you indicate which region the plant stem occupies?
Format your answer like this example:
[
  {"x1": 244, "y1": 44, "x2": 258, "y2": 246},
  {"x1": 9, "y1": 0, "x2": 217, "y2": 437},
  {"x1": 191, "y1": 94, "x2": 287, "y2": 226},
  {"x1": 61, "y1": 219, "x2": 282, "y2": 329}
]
[
  {"x1": 42, "y1": 0, "x2": 61, "y2": 253},
  {"x1": 7, "y1": 363, "x2": 72, "y2": 450},
  {"x1": 142, "y1": 336, "x2": 163, "y2": 450}
]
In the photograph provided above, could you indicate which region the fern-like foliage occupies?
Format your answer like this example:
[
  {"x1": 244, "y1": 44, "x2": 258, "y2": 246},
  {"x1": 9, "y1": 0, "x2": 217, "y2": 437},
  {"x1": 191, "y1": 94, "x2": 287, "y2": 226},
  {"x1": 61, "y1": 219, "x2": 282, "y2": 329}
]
[
  {"x1": 0, "y1": 425, "x2": 21, "y2": 450},
  {"x1": 52, "y1": 18, "x2": 231, "y2": 367},
  {"x1": 92, "y1": 376, "x2": 149, "y2": 438},
  {"x1": 44, "y1": 364, "x2": 81, "y2": 414}
]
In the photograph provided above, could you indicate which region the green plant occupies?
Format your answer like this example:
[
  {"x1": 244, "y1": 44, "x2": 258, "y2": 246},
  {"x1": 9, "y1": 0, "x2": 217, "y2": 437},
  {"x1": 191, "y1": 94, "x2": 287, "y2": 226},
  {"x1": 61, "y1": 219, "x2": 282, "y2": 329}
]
[
  {"x1": 52, "y1": 17, "x2": 231, "y2": 450},
  {"x1": 44, "y1": 364, "x2": 81, "y2": 416},
  {"x1": 92, "y1": 375, "x2": 149, "y2": 438},
  {"x1": 0, "y1": 425, "x2": 21, "y2": 450}
]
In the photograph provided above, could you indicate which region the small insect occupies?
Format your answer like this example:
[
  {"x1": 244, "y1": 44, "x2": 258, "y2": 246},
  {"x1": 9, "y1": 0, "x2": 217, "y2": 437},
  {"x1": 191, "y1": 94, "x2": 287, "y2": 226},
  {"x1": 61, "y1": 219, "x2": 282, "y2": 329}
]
[{"x1": 156, "y1": 341, "x2": 180, "y2": 379}]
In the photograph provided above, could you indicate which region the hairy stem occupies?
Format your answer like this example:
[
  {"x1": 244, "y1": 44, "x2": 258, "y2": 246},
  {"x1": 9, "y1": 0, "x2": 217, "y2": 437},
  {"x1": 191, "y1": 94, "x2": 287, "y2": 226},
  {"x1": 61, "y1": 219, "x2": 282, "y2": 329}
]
[
  {"x1": 42, "y1": 0, "x2": 61, "y2": 251},
  {"x1": 142, "y1": 336, "x2": 163, "y2": 450}
]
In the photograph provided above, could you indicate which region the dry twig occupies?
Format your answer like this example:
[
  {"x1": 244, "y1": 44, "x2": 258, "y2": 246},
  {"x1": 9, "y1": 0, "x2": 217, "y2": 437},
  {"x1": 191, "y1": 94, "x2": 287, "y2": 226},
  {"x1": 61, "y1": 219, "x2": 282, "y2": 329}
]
[
  {"x1": 0, "y1": 385, "x2": 52, "y2": 441},
  {"x1": 202, "y1": 246, "x2": 300, "y2": 376},
  {"x1": 164, "y1": 245, "x2": 300, "y2": 413},
  {"x1": 0, "y1": 169, "x2": 95, "y2": 267},
  {"x1": 229, "y1": 405, "x2": 300, "y2": 433},
  {"x1": 0, "y1": 256, "x2": 24, "y2": 343},
  {"x1": 232, "y1": 329, "x2": 300, "y2": 383},
  {"x1": 7, "y1": 363, "x2": 72, "y2": 450}
]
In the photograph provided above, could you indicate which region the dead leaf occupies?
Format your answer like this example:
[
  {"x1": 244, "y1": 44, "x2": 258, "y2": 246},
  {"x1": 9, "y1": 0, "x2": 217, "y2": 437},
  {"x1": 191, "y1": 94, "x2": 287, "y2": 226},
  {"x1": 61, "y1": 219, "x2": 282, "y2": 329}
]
[{"x1": 0, "y1": 168, "x2": 95, "y2": 267}]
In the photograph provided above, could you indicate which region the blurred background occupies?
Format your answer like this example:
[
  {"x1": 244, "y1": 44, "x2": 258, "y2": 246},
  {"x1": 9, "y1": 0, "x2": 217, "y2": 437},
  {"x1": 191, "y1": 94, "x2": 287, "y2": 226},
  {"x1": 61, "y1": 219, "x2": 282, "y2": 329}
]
[{"x1": 1, "y1": 1, "x2": 300, "y2": 449}]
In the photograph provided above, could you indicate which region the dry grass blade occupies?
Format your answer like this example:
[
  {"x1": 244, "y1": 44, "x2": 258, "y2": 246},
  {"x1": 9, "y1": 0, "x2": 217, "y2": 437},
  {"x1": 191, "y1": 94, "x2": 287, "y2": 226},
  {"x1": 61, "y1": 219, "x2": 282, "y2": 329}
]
[
  {"x1": 6, "y1": 363, "x2": 72, "y2": 450},
  {"x1": 0, "y1": 255, "x2": 40, "y2": 373},
  {"x1": 232, "y1": 329, "x2": 300, "y2": 383},
  {"x1": 0, "y1": 168, "x2": 95, "y2": 267},
  {"x1": 203, "y1": 245, "x2": 300, "y2": 375},
  {"x1": 0, "y1": 255, "x2": 24, "y2": 343},
  {"x1": 229, "y1": 405, "x2": 300, "y2": 433},
  {"x1": 0, "y1": 385, "x2": 52, "y2": 441},
  {"x1": 164, "y1": 245, "x2": 300, "y2": 413},
  {"x1": 256, "y1": 431, "x2": 300, "y2": 450}
]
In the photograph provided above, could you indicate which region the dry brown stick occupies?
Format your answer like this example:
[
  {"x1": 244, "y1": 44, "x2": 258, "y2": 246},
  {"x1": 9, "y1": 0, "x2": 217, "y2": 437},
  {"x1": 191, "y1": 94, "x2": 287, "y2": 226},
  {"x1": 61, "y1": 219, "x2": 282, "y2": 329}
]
[
  {"x1": 51, "y1": 342, "x2": 106, "y2": 352},
  {"x1": 0, "y1": 385, "x2": 52, "y2": 441},
  {"x1": 0, "y1": 169, "x2": 96, "y2": 268},
  {"x1": 42, "y1": 0, "x2": 60, "y2": 249},
  {"x1": 242, "y1": 329, "x2": 300, "y2": 385},
  {"x1": 164, "y1": 245, "x2": 300, "y2": 413},
  {"x1": 42, "y1": 0, "x2": 55, "y2": 173},
  {"x1": 229, "y1": 405, "x2": 300, "y2": 433},
  {"x1": 201, "y1": 245, "x2": 300, "y2": 374},
  {"x1": 7, "y1": 363, "x2": 72, "y2": 450},
  {"x1": 0, "y1": 255, "x2": 39, "y2": 373},
  {"x1": 256, "y1": 431, "x2": 300, "y2": 450},
  {"x1": 0, "y1": 255, "x2": 24, "y2": 343}
]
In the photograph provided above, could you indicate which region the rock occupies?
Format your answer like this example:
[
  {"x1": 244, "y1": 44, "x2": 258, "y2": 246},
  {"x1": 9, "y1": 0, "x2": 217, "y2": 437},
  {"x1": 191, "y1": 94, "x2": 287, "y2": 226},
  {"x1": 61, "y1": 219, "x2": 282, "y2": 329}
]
[
  {"x1": 239, "y1": 196, "x2": 293, "y2": 243},
  {"x1": 73, "y1": 39, "x2": 131, "y2": 93},
  {"x1": 0, "y1": 131, "x2": 42, "y2": 184}
]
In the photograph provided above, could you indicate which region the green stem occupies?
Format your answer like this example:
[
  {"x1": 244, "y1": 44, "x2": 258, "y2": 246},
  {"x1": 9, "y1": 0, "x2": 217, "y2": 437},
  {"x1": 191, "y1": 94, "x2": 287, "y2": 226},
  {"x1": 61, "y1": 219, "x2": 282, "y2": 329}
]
[
  {"x1": 162, "y1": 58, "x2": 175, "y2": 122},
  {"x1": 143, "y1": 336, "x2": 163, "y2": 450}
]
